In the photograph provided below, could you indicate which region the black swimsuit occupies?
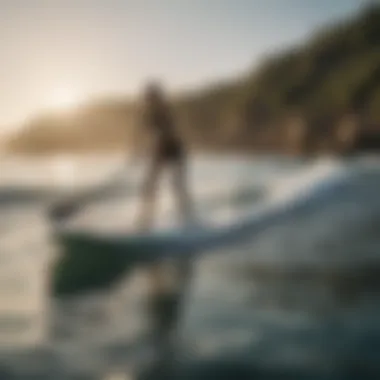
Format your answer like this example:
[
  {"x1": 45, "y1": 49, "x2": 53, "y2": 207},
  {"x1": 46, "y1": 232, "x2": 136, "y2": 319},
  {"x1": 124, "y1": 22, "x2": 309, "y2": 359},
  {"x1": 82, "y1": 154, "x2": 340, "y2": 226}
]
[{"x1": 146, "y1": 105, "x2": 184, "y2": 163}]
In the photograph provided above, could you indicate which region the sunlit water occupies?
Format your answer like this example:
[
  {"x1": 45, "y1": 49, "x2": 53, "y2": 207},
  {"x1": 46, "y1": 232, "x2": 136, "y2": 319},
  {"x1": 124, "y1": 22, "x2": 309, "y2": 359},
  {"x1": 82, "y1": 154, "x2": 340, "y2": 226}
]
[{"x1": 0, "y1": 154, "x2": 379, "y2": 379}]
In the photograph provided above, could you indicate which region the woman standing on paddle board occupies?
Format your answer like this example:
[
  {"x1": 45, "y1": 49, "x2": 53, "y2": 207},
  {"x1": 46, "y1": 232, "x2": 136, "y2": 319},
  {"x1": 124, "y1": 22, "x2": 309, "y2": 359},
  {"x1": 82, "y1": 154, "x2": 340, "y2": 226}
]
[{"x1": 136, "y1": 80, "x2": 193, "y2": 228}]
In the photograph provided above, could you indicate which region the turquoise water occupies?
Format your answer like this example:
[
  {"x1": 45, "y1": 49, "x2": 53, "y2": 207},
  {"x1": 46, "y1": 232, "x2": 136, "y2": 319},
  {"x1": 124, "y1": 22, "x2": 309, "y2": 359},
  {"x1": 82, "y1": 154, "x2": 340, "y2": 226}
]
[{"x1": 0, "y1": 154, "x2": 379, "y2": 379}]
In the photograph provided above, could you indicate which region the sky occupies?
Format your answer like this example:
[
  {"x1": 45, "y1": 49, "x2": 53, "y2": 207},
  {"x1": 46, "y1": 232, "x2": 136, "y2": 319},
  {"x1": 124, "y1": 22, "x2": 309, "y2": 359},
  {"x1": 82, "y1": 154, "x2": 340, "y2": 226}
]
[{"x1": 0, "y1": 0, "x2": 368, "y2": 130}]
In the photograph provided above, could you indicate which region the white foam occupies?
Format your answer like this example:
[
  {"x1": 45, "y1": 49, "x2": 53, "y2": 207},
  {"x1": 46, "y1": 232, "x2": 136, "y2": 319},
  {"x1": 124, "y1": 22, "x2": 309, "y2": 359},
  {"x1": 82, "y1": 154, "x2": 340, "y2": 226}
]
[{"x1": 267, "y1": 158, "x2": 348, "y2": 204}]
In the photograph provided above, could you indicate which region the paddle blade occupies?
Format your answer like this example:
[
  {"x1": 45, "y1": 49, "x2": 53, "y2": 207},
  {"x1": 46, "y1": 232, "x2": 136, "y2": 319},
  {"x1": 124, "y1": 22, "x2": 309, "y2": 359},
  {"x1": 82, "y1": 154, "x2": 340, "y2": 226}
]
[{"x1": 51, "y1": 234, "x2": 134, "y2": 298}]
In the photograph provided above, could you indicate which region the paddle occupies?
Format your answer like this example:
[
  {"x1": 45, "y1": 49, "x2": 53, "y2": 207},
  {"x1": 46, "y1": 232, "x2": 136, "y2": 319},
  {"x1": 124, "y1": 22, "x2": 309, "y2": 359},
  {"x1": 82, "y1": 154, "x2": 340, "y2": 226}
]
[
  {"x1": 47, "y1": 160, "x2": 139, "y2": 297},
  {"x1": 47, "y1": 160, "x2": 136, "y2": 224}
]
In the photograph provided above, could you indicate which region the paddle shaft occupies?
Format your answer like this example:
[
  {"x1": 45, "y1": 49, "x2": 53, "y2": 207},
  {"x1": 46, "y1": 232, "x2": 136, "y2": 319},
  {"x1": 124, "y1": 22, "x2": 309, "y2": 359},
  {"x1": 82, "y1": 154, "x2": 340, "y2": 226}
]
[{"x1": 48, "y1": 165, "x2": 131, "y2": 224}]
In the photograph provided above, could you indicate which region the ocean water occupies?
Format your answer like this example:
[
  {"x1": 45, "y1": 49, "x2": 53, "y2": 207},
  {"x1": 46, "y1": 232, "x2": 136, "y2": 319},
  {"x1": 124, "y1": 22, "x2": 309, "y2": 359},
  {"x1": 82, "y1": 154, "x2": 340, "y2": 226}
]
[{"x1": 0, "y1": 154, "x2": 379, "y2": 379}]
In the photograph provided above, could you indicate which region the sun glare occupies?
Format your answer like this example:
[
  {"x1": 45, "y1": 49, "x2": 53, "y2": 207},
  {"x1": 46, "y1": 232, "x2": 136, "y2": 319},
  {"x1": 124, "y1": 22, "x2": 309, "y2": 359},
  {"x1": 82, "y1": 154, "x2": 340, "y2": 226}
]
[{"x1": 46, "y1": 87, "x2": 83, "y2": 112}]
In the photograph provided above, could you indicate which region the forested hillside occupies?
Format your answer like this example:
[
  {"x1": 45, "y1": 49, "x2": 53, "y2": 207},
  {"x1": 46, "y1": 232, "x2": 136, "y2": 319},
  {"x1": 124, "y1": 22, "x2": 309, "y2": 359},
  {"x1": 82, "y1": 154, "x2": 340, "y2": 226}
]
[{"x1": 5, "y1": 4, "x2": 380, "y2": 155}]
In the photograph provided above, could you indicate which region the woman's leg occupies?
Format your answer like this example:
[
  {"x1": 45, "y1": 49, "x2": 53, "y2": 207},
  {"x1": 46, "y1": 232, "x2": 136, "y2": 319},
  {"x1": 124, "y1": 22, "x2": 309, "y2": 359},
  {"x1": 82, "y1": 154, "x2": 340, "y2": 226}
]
[
  {"x1": 136, "y1": 156, "x2": 163, "y2": 230},
  {"x1": 171, "y1": 155, "x2": 194, "y2": 223}
]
